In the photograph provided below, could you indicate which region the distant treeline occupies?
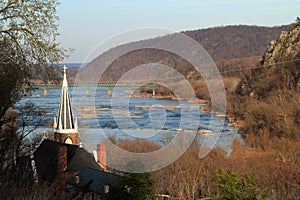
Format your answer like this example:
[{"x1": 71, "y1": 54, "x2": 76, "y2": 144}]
[{"x1": 88, "y1": 24, "x2": 288, "y2": 83}]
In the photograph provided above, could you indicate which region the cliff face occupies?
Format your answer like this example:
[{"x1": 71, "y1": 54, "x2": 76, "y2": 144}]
[
  {"x1": 262, "y1": 23, "x2": 300, "y2": 66},
  {"x1": 239, "y1": 22, "x2": 300, "y2": 97}
]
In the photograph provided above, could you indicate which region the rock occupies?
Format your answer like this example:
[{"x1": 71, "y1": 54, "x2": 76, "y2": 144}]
[{"x1": 262, "y1": 24, "x2": 300, "y2": 67}]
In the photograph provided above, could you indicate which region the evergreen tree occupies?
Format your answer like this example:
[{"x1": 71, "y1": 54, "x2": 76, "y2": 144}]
[
  {"x1": 109, "y1": 172, "x2": 155, "y2": 200},
  {"x1": 217, "y1": 168, "x2": 271, "y2": 200}
]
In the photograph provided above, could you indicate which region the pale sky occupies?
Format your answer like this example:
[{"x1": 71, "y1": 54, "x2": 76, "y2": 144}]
[{"x1": 57, "y1": 0, "x2": 300, "y2": 63}]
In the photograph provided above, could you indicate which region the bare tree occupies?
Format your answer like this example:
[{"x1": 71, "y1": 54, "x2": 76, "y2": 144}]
[{"x1": 0, "y1": 0, "x2": 70, "y2": 129}]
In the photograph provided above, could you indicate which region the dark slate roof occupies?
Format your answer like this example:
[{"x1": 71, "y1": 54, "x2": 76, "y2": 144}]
[
  {"x1": 34, "y1": 139, "x2": 102, "y2": 183},
  {"x1": 67, "y1": 167, "x2": 121, "y2": 195}
]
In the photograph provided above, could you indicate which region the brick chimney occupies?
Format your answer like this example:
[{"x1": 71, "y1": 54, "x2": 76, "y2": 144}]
[
  {"x1": 97, "y1": 144, "x2": 107, "y2": 171},
  {"x1": 57, "y1": 145, "x2": 78, "y2": 200},
  {"x1": 58, "y1": 146, "x2": 67, "y2": 199}
]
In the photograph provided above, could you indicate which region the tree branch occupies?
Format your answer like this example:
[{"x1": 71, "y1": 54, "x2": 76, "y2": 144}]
[{"x1": 0, "y1": 0, "x2": 18, "y2": 14}]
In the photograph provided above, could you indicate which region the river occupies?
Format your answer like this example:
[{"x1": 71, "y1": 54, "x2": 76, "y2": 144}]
[{"x1": 20, "y1": 87, "x2": 241, "y2": 154}]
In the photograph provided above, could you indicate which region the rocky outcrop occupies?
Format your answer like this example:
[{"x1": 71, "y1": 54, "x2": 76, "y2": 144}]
[
  {"x1": 262, "y1": 23, "x2": 300, "y2": 66},
  {"x1": 229, "y1": 20, "x2": 300, "y2": 143},
  {"x1": 235, "y1": 21, "x2": 300, "y2": 98}
]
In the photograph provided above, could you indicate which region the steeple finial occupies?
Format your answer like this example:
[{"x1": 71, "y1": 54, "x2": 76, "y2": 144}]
[
  {"x1": 62, "y1": 65, "x2": 68, "y2": 88},
  {"x1": 63, "y1": 65, "x2": 67, "y2": 74}
]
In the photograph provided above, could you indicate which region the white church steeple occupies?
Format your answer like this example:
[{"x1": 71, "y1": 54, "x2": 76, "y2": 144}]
[{"x1": 54, "y1": 66, "x2": 78, "y2": 145}]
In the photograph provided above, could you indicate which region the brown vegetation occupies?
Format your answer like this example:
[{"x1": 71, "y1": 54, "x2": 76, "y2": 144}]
[
  {"x1": 110, "y1": 135, "x2": 300, "y2": 199},
  {"x1": 153, "y1": 139, "x2": 300, "y2": 199},
  {"x1": 82, "y1": 25, "x2": 287, "y2": 84}
]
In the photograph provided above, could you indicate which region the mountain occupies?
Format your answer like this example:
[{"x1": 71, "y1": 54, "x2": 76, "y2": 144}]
[
  {"x1": 79, "y1": 24, "x2": 289, "y2": 84},
  {"x1": 183, "y1": 25, "x2": 289, "y2": 61}
]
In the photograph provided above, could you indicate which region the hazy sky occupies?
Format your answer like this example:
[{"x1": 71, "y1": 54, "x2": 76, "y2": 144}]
[{"x1": 57, "y1": 0, "x2": 300, "y2": 63}]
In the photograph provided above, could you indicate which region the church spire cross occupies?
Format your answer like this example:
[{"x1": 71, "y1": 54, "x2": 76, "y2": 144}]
[
  {"x1": 62, "y1": 65, "x2": 68, "y2": 88},
  {"x1": 63, "y1": 65, "x2": 68, "y2": 74}
]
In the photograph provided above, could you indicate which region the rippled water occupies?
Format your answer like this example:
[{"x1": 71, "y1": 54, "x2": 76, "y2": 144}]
[{"x1": 20, "y1": 87, "x2": 241, "y2": 153}]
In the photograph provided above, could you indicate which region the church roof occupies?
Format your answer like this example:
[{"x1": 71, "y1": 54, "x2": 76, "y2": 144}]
[
  {"x1": 34, "y1": 139, "x2": 102, "y2": 183},
  {"x1": 54, "y1": 66, "x2": 78, "y2": 133},
  {"x1": 67, "y1": 167, "x2": 121, "y2": 195}
]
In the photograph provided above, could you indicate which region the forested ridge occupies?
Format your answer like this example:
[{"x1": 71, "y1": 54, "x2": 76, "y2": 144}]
[
  {"x1": 83, "y1": 24, "x2": 287, "y2": 83},
  {"x1": 184, "y1": 25, "x2": 289, "y2": 60}
]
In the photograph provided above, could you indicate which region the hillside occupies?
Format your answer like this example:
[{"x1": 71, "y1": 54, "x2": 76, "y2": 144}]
[
  {"x1": 80, "y1": 24, "x2": 288, "y2": 84},
  {"x1": 228, "y1": 20, "x2": 300, "y2": 146},
  {"x1": 183, "y1": 25, "x2": 289, "y2": 60}
]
